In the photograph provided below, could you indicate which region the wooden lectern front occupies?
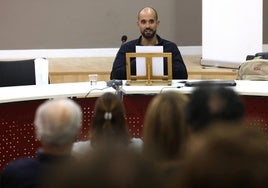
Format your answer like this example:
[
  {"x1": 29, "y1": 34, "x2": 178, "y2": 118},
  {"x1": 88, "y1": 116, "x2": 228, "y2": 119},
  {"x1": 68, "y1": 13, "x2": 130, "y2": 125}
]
[{"x1": 125, "y1": 52, "x2": 172, "y2": 86}]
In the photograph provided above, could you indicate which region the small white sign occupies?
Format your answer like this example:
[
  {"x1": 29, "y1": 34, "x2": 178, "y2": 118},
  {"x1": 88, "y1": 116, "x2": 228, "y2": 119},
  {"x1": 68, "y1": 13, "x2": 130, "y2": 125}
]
[{"x1": 135, "y1": 46, "x2": 164, "y2": 76}]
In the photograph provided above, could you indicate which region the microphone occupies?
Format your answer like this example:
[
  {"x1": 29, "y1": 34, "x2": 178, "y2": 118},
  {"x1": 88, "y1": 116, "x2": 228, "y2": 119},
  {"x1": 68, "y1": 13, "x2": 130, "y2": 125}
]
[
  {"x1": 107, "y1": 80, "x2": 123, "y2": 100},
  {"x1": 107, "y1": 80, "x2": 123, "y2": 88},
  {"x1": 121, "y1": 35, "x2": 127, "y2": 44}
]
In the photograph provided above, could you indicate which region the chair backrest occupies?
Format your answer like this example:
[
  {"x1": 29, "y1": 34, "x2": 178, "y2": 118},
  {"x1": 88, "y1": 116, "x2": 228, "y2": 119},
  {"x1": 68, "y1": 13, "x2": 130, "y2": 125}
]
[
  {"x1": 34, "y1": 58, "x2": 49, "y2": 85},
  {"x1": 0, "y1": 58, "x2": 49, "y2": 87}
]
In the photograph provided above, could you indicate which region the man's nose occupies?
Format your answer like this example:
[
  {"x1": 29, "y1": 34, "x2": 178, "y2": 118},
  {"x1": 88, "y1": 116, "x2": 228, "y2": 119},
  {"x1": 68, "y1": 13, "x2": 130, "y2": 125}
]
[
  {"x1": 145, "y1": 22, "x2": 151, "y2": 27},
  {"x1": 145, "y1": 26, "x2": 151, "y2": 30}
]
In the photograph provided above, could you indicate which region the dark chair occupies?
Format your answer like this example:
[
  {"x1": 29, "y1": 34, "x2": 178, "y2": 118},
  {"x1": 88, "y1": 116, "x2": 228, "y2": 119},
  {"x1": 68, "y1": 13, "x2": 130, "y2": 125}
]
[
  {"x1": 0, "y1": 59, "x2": 36, "y2": 87},
  {"x1": 246, "y1": 52, "x2": 268, "y2": 60},
  {"x1": 0, "y1": 58, "x2": 49, "y2": 87}
]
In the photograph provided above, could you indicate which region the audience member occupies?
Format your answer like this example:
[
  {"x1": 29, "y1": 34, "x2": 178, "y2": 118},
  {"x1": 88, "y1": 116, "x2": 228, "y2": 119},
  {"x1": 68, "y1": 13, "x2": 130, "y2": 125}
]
[
  {"x1": 142, "y1": 91, "x2": 189, "y2": 187},
  {"x1": 185, "y1": 85, "x2": 245, "y2": 132},
  {"x1": 179, "y1": 125, "x2": 268, "y2": 188},
  {"x1": 110, "y1": 7, "x2": 188, "y2": 80},
  {"x1": 142, "y1": 91, "x2": 189, "y2": 161},
  {"x1": 72, "y1": 92, "x2": 143, "y2": 157},
  {"x1": 42, "y1": 148, "x2": 164, "y2": 188},
  {"x1": 1, "y1": 98, "x2": 82, "y2": 188}
]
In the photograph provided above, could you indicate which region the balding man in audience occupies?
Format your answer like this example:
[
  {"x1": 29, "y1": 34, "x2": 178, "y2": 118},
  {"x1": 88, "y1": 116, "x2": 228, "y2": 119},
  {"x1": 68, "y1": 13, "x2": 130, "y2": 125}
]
[{"x1": 1, "y1": 98, "x2": 82, "y2": 188}]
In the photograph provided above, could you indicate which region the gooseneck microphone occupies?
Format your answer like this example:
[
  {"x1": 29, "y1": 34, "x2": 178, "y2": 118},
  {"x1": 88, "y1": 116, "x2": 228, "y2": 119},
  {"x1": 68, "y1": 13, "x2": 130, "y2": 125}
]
[
  {"x1": 107, "y1": 80, "x2": 123, "y2": 100},
  {"x1": 121, "y1": 35, "x2": 127, "y2": 44}
]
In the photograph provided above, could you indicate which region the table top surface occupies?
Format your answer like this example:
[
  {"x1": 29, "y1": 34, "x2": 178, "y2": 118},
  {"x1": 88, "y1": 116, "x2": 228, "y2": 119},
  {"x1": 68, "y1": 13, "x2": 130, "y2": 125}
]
[
  {"x1": 0, "y1": 80, "x2": 268, "y2": 104},
  {"x1": 0, "y1": 81, "x2": 115, "y2": 103},
  {"x1": 120, "y1": 80, "x2": 268, "y2": 96}
]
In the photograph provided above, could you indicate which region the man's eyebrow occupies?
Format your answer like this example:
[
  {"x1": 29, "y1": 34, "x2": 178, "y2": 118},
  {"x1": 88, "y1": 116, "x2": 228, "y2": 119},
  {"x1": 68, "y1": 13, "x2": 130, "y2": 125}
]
[{"x1": 140, "y1": 19, "x2": 155, "y2": 22}]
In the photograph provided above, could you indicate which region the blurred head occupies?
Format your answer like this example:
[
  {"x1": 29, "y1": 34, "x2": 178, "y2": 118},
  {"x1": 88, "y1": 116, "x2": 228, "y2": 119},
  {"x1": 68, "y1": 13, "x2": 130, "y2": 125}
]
[
  {"x1": 91, "y1": 92, "x2": 130, "y2": 147},
  {"x1": 42, "y1": 148, "x2": 164, "y2": 188},
  {"x1": 142, "y1": 91, "x2": 189, "y2": 161},
  {"x1": 180, "y1": 125, "x2": 268, "y2": 188},
  {"x1": 186, "y1": 85, "x2": 245, "y2": 132},
  {"x1": 34, "y1": 98, "x2": 82, "y2": 150},
  {"x1": 137, "y1": 7, "x2": 160, "y2": 39}
]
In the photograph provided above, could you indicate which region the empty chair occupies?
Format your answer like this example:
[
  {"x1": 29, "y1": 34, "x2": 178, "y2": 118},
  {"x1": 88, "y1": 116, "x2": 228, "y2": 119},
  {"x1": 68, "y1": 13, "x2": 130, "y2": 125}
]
[{"x1": 0, "y1": 58, "x2": 49, "y2": 87}]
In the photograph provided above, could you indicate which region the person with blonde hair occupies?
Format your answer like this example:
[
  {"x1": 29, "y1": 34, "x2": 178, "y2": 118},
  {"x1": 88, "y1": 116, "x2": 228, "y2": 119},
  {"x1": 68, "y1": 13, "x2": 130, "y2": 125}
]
[
  {"x1": 142, "y1": 91, "x2": 189, "y2": 162},
  {"x1": 141, "y1": 91, "x2": 189, "y2": 187}
]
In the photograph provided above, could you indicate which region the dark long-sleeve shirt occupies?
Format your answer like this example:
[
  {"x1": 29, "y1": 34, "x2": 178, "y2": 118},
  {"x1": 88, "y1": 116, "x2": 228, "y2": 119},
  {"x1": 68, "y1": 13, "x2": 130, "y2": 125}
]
[
  {"x1": 110, "y1": 35, "x2": 188, "y2": 80},
  {"x1": 1, "y1": 150, "x2": 73, "y2": 188}
]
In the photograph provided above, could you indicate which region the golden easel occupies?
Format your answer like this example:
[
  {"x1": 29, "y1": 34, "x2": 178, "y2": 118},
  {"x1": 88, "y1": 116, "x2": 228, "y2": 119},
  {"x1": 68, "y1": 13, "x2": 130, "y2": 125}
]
[{"x1": 125, "y1": 52, "x2": 172, "y2": 86}]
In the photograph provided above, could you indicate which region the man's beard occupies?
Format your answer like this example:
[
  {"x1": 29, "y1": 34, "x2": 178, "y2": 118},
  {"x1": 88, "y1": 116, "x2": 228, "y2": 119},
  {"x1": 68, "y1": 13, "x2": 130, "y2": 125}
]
[{"x1": 141, "y1": 29, "x2": 156, "y2": 39}]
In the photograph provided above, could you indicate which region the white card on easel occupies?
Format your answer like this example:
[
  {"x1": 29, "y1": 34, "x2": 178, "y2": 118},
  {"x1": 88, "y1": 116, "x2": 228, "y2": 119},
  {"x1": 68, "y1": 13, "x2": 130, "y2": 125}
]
[{"x1": 135, "y1": 46, "x2": 164, "y2": 76}]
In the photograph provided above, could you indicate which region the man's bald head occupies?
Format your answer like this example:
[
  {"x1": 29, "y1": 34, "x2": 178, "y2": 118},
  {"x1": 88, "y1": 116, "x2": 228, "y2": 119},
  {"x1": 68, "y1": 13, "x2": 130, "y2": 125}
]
[{"x1": 138, "y1": 7, "x2": 158, "y2": 21}]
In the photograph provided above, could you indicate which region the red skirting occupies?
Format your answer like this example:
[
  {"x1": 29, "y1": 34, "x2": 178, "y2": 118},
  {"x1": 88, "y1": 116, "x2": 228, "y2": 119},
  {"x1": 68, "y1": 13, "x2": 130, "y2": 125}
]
[{"x1": 0, "y1": 95, "x2": 268, "y2": 170}]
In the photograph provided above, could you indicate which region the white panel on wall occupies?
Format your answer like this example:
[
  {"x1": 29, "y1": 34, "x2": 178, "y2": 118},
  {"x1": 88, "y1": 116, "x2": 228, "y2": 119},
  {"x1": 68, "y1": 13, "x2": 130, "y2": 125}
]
[{"x1": 202, "y1": 0, "x2": 263, "y2": 68}]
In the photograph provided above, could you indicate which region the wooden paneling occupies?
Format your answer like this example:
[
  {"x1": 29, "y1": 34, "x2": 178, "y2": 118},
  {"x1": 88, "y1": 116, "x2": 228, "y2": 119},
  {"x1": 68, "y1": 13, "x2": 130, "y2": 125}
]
[
  {"x1": 184, "y1": 55, "x2": 238, "y2": 80},
  {"x1": 48, "y1": 55, "x2": 238, "y2": 83},
  {"x1": 48, "y1": 57, "x2": 114, "y2": 83}
]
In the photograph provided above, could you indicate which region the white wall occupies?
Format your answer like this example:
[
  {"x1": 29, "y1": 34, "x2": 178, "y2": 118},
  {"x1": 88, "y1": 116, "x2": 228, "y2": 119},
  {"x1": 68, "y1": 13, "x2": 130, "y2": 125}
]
[{"x1": 202, "y1": 0, "x2": 263, "y2": 68}]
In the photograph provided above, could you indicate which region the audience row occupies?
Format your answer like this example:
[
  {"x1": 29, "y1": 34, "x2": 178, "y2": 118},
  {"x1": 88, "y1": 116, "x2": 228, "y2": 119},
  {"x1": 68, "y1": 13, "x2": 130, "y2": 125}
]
[{"x1": 1, "y1": 84, "x2": 268, "y2": 188}]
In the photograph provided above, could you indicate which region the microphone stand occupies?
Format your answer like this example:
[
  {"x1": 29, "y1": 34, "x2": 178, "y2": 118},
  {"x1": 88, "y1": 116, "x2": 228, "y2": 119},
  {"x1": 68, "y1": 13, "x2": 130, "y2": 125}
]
[
  {"x1": 106, "y1": 79, "x2": 123, "y2": 100},
  {"x1": 114, "y1": 84, "x2": 123, "y2": 100}
]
